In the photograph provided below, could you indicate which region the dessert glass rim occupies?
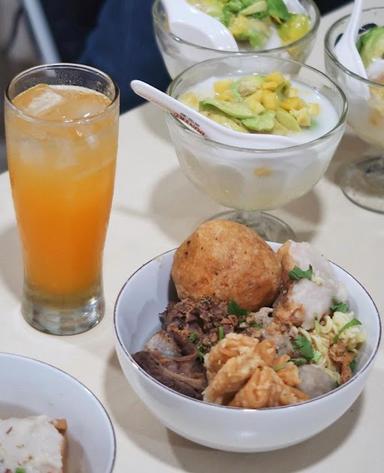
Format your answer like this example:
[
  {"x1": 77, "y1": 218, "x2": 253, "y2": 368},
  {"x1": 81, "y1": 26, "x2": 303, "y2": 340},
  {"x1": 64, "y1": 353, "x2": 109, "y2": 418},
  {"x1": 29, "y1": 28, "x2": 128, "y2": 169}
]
[
  {"x1": 324, "y1": 7, "x2": 384, "y2": 88},
  {"x1": 5, "y1": 62, "x2": 120, "y2": 127},
  {"x1": 114, "y1": 247, "x2": 382, "y2": 414},
  {"x1": 152, "y1": 0, "x2": 321, "y2": 55},
  {"x1": 167, "y1": 53, "x2": 347, "y2": 155}
]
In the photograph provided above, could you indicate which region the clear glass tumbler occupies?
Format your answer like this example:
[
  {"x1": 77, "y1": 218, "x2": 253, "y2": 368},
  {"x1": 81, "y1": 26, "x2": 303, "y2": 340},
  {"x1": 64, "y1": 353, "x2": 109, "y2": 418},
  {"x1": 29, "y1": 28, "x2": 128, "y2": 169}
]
[{"x1": 4, "y1": 64, "x2": 119, "y2": 335}]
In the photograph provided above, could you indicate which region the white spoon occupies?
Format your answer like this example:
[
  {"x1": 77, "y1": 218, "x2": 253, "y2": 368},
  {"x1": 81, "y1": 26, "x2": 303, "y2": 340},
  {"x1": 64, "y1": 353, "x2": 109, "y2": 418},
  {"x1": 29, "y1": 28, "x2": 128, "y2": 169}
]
[
  {"x1": 334, "y1": 0, "x2": 369, "y2": 98},
  {"x1": 131, "y1": 80, "x2": 299, "y2": 150},
  {"x1": 162, "y1": 0, "x2": 238, "y2": 51},
  {"x1": 285, "y1": 0, "x2": 307, "y2": 15}
]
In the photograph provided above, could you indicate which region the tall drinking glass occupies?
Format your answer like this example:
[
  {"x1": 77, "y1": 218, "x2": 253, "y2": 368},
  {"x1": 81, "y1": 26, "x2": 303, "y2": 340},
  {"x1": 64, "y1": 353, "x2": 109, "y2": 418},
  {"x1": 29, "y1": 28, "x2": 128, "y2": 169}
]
[{"x1": 4, "y1": 64, "x2": 119, "y2": 335}]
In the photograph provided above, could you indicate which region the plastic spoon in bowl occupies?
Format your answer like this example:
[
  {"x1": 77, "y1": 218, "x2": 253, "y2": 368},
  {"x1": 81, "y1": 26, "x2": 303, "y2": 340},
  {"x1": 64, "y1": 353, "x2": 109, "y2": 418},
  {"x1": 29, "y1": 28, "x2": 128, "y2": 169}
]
[
  {"x1": 285, "y1": 0, "x2": 307, "y2": 15},
  {"x1": 162, "y1": 0, "x2": 238, "y2": 51},
  {"x1": 131, "y1": 80, "x2": 299, "y2": 149},
  {"x1": 334, "y1": 0, "x2": 369, "y2": 98}
]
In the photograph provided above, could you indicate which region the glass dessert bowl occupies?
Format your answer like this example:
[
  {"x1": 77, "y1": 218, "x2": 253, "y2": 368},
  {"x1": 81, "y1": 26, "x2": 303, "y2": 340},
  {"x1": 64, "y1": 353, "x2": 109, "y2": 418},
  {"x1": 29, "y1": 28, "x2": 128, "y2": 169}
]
[
  {"x1": 165, "y1": 54, "x2": 347, "y2": 241},
  {"x1": 152, "y1": 0, "x2": 320, "y2": 78},
  {"x1": 324, "y1": 8, "x2": 384, "y2": 213}
]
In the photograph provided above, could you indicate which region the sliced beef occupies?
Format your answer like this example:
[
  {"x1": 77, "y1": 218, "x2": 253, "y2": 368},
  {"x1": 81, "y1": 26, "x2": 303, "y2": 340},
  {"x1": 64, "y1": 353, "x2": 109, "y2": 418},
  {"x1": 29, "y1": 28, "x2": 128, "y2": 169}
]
[
  {"x1": 145, "y1": 330, "x2": 181, "y2": 357},
  {"x1": 161, "y1": 297, "x2": 237, "y2": 351},
  {"x1": 133, "y1": 350, "x2": 207, "y2": 400}
]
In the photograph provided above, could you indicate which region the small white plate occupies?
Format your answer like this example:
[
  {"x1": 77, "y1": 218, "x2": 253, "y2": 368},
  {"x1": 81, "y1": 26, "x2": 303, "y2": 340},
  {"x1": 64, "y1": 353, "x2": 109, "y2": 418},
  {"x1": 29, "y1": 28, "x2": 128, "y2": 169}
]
[{"x1": 0, "y1": 353, "x2": 116, "y2": 472}]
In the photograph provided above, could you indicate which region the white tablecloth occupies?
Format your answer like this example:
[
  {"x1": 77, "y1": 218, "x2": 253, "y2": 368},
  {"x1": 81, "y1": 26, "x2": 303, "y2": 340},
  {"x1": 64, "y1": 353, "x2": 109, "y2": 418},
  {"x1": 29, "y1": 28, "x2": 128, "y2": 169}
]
[{"x1": 0, "y1": 1, "x2": 383, "y2": 471}]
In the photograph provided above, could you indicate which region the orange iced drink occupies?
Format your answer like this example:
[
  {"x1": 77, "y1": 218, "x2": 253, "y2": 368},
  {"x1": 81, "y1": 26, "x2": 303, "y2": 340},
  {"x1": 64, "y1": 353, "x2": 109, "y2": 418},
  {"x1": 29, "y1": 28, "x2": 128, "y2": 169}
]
[{"x1": 5, "y1": 67, "x2": 119, "y2": 335}]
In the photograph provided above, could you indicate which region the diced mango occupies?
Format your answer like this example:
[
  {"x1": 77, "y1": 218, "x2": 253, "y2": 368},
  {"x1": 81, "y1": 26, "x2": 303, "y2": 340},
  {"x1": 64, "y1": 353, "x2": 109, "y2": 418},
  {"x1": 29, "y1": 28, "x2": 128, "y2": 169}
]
[
  {"x1": 252, "y1": 89, "x2": 263, "y2": 101},
  {"x1": 214, "y1": 79, "x2": 232, "y2": 95},
  {"x1": 262, "y1": 81, "x2": 279, "y2": 91},
  {"x1": 287, "y1": 87, "x2": 298, "y2": 98},
  {"x1": 281, "y1": 97, "x2": 305, "y2": 111},
  {"x1": 271, "y1": 120, "x2": 289, "y2": 136},
  {"x1": 265, "y1": 72, "x2": 286, "y2": 86},
  {"x1": 244, "y1": 93, "x2": 265, "y2": 114},
  {"x1": 260, "y1": 90, "x2": 279, "y2": 110},
  {"x1": 291, "y1": 108, "x2": 311, "y2": 127},
  {"x1": 216, "y1": 89, "x2": 234, "y2": 101},
  {"x1": 229, "y1": 16, "x2": 250, "y2": 39},
  {"x1": 308, "y1": 103, "x2": 320, "y2": 116},
  {"x1": 276, "y1": 109, "x2": 301, "y2": 131},
  {"x1": 179, "y1": 92, "x2": 200, "y2": 110}
]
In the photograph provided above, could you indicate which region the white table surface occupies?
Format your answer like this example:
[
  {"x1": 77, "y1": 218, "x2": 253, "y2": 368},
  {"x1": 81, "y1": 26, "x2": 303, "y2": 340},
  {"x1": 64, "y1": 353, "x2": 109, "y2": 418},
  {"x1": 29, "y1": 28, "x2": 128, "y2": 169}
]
[{"x1": 1, "y1": 2, "x2": 384, "y2": 471}]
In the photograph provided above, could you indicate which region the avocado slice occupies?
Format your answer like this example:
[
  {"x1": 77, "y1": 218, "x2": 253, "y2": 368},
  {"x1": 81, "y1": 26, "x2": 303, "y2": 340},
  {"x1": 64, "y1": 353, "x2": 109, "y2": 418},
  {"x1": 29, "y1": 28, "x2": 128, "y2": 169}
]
[
  {"x1": 276, "y1": 109, "x2": 301, "y2": 132},
  {"x1": 239, "y1": 0, "x2": 268, "y2": 16},
  {"x1": 241, "y1": 110, "x2": 276, "y2": 131},
  {"x1": 357, "y1": 26, "x2": 384, "y2": 67},
  {"x1": 204, "y1": 112, "x2": 250, "y2": 132},
  {"x1": 200, "y1": 98, "x2": 255, "y2": 119}
]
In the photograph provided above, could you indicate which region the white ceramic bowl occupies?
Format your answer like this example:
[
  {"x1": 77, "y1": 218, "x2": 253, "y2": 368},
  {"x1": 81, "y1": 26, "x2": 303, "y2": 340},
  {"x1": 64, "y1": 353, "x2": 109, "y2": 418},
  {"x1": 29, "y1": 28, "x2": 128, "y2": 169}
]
[
  {"x1": 0, "y1": 354, "x2": 116, "y2": 472},
  {"x1": 114, "y1": 246, "x2": 381, "y2": 452}
]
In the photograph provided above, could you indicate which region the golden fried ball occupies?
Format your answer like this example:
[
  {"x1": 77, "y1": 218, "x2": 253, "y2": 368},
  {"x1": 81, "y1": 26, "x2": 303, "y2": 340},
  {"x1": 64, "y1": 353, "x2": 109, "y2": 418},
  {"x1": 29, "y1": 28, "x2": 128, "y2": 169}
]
[{"x1": 171, "y1": 220, "x2": 281, "y2": 311}]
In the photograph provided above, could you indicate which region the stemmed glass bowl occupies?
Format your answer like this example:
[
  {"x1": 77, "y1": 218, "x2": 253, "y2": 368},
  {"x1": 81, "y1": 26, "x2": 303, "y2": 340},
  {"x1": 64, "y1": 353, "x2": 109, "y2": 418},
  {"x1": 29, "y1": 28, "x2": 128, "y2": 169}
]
[
  {"x1": 165, "y1": 54, "x2": 347, "y2": 241},
  {"x1": 152, "y1": 0, "x2": 320, "y2": 78},
  {"x1": 325, "y1": 8, "x2": 384, "y2": 212}
]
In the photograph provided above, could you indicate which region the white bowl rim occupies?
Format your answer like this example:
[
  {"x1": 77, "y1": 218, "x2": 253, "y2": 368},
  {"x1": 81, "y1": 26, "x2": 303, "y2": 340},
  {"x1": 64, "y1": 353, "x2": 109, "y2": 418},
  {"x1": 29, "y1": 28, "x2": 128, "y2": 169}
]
[
  {"x1": 114, "y1": 247, "x2": 382, "y2": 413},
  {"x1": 0, "y1": 351, "x2": 116, "y2": 472}
]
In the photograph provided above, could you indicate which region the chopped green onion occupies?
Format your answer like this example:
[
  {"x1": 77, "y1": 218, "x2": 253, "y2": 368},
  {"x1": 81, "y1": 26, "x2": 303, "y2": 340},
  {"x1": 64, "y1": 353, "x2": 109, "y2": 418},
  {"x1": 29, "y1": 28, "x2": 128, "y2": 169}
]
[
  {"x1": 333, "y1": 319, "x2": 362, "y2": 343},
  {"x1": 188, "y1": 332, "x2": 199, "y2": 344},
  {"x1": 196, "y1": 349, "x2": 206, "y2": 362},
  {"x1": 288, "y1": 265, "x2": 313, "y2": 281},
  {"x1": 293, "y1": 335, "x2": 314, "y2": 361},
  {"x1": 349, "y1": 358, "x2": 358, "y2": 372},
  {"x1": 250, "y1": 322, "x2": 263, "y2": 329},
  {"x1": 239, "y1": 0, "x2": 268, "y2": 16},
  {"x1": 218, "y1": 326, "x2": 225, "y2": 340},
  {"x1": 330, "y1": 301, "x2": 350, "y2": 313},
  {"x1": 228, "y1": 300, "x2": 248, "y2": 318},
  {"x1": 312, "y1": 351, "x2": 322, "y2": 363}
]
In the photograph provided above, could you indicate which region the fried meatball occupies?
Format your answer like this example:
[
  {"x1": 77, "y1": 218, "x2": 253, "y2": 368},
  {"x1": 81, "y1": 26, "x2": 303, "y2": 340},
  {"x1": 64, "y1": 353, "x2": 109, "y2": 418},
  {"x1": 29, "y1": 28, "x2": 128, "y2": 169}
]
[{"x1": 171, "y1": 220, "x2": 281, "y2": 311}]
